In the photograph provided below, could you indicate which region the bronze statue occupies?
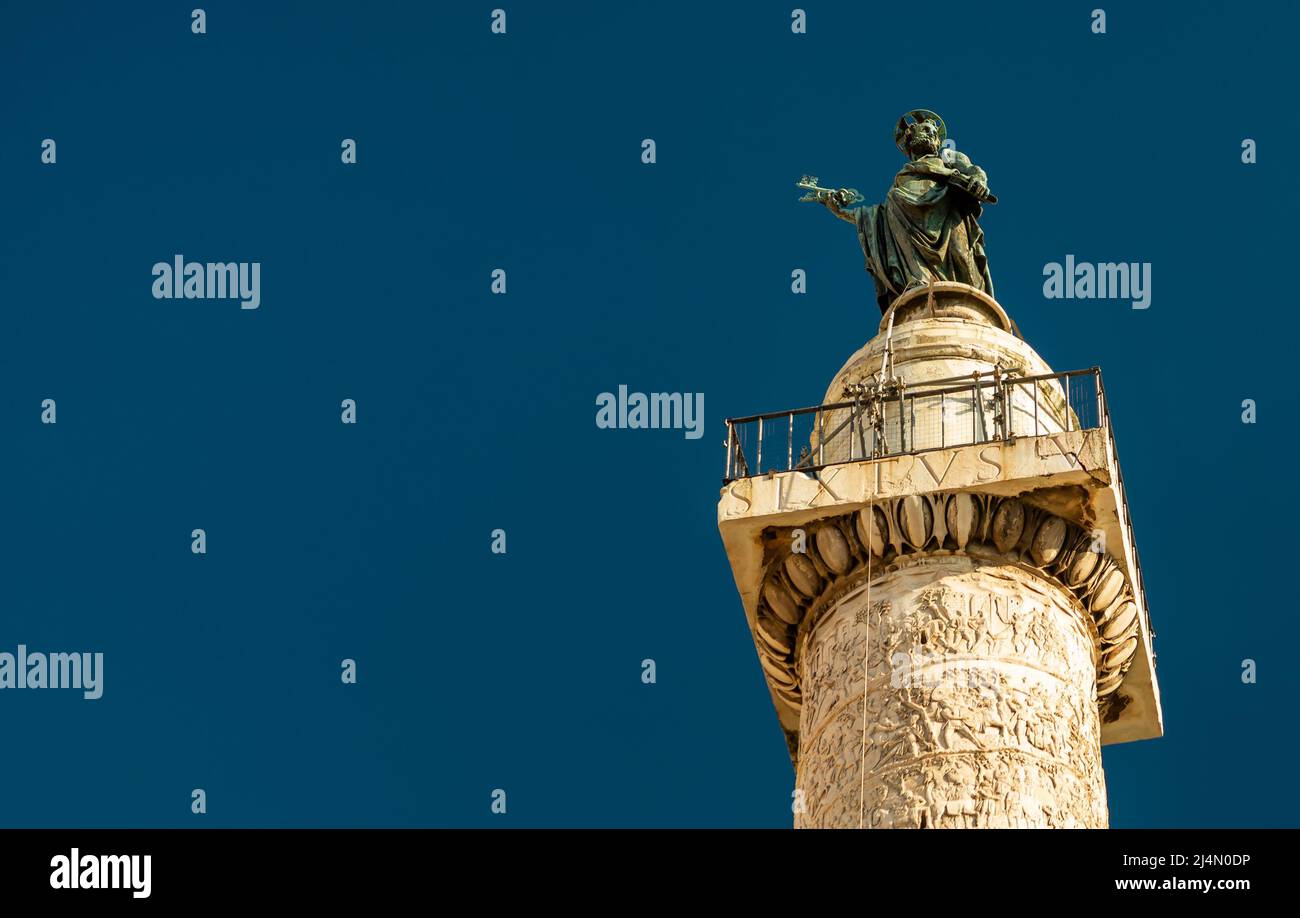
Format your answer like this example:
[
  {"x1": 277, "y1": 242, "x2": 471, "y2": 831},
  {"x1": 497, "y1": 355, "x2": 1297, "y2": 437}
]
[{"x1": 800, "y1": 109, "x2": 996, "y2": 314}]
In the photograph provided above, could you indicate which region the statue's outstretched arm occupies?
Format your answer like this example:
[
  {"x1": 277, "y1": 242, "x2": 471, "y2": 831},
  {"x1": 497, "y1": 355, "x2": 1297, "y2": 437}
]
[
  {"x1": 797, "y1": 177, "x2": 864, "y2": 222},
  {"x1": 823, "y1": 196, "x2": 860, "y2": 225}
]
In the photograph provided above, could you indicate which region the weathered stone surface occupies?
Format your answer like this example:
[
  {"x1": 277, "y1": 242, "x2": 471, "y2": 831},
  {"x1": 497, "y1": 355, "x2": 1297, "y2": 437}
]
[
  {"x1": 795, "y1": 561, "x2": 1106, "y2": 828},
  {"x1": 718, "y1": 285, "x2": 1161, "y2": 827}
]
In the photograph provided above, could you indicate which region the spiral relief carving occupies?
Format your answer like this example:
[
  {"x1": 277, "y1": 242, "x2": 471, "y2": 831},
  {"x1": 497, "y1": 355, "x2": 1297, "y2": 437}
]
[{"x1": 753, "y1": 492, "x2": 1141, "y2": 726}]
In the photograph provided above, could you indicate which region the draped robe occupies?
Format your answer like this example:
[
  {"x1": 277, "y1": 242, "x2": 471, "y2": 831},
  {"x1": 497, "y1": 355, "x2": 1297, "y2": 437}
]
[{"x1": 853, "y1": 152, "x2": 994, "y2": 314}]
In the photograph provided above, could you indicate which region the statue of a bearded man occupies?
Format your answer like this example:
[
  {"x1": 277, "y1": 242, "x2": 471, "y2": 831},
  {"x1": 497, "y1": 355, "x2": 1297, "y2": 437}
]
[{"x1": 807, "y1": 110, "x2": 996, "y2": 314}]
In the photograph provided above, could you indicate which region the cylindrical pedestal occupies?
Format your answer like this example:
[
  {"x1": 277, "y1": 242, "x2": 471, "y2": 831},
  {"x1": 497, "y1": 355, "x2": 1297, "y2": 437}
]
[{"x1": 795, "y1": 556, "x2": 1107, "y2": 828}]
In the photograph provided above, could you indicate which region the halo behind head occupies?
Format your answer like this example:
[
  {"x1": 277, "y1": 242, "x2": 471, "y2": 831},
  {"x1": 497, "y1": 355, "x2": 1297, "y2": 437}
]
[{"x1": 894, "y1": 109, "x2": 947, "y2": 153}]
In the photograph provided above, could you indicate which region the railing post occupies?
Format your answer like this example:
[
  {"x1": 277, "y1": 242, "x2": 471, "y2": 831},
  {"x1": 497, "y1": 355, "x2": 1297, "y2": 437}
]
[
  {"x1": 1003, "y1": 381, "x2": 1012, "y2": 439},
  {"x1": 972, "y1": 385, "x2": 978, "y2": 442},
  {"x1": 725, "y1": 422, "x2": 734, "y2": 480},
  {"x1": 787, "y1": 412, "x2": 794, "y2": 471},
  {"x1": 1003, "y1": 379, "x2": 1012, "y2": 440},
  {"x1": 1033, "y1": 383, "x2": 1039, "y2": 436},
  {"x1": 992, "y1": 380, "x2": 1001, "y2": 440},
  {"x1": 1001, "y1": 382, "x2": 1008, "y2": 440},
  {"x1": 849, "y1": 400, "x2": 858, "y2": 461},
  {"x1": 1095, "y1": 368, "x2": 1103, "y2": 428},
  {"x1": 898, "y1": 388, "x2": 907, "y2": 453},
  {"x1": 818, "y1": 409, "x2": 824, "y2": 466},
  {"x1": 757, "y1": 417, "x2": 763, "y2": 473},
  {"x1": 1065, "y1": 375, "x2": 1073, "y2": 432}
]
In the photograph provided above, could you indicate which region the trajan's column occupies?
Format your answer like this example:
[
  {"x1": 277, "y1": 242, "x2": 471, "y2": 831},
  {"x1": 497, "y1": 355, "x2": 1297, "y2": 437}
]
[{"x1": 718, "y1": 111, "x2": 1162, "y2": 828}]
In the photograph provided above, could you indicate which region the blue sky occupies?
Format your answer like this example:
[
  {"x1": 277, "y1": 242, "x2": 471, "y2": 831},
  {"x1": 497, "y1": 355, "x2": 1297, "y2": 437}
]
[{"x1": 0, "y1": 1, "x2": 1293, "y2": 826}]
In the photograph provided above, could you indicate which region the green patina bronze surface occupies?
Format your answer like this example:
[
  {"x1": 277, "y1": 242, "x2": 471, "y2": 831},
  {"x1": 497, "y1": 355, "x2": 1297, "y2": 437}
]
[{"x1": 802, "y1": 109, "x2": 996, "y2": 315}]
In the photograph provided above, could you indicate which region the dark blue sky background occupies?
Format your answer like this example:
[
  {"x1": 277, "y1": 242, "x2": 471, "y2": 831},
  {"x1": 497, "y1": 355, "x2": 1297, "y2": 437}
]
[{"x1": 0, "y1": 1, "x2": 1294, "y2": 827}]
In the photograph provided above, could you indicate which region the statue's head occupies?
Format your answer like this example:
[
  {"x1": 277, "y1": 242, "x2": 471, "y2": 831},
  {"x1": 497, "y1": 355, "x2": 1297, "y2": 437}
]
[{"x1": 894, "y1": 109, "x2": 946, "y2": 159}]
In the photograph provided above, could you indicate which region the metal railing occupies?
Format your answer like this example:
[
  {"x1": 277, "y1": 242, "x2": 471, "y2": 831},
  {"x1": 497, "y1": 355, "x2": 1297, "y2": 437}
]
[
  {"x1": 722, "y1": 364, "x2": 1153, "y2": 654},
  {"x1": 723, "y1": 367, "x2": 1103, "y2": 482}
]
